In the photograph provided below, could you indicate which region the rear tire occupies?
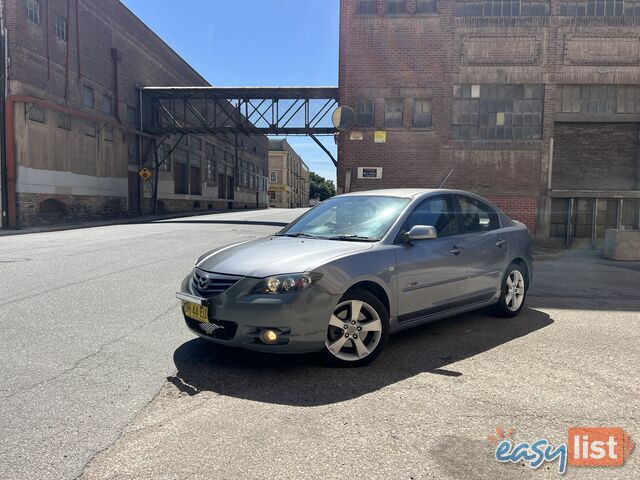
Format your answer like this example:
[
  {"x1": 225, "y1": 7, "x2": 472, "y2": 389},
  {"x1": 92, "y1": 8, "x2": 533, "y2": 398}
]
[
  {"x1": 321, "y1": 289, "x2": 390, "y2": 367},
  {"x1": 494, "y1": 263, "x2": 527, "y2": 318}
]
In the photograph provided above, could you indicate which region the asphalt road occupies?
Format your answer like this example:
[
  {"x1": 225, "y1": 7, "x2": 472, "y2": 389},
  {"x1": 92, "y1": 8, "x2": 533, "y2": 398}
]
[
  {"x1": 0, "y1": 208, "x2": 305, "y2": 480},
  {"x1": 1, "y1": 211, "x2": 639, "y2": 480}
]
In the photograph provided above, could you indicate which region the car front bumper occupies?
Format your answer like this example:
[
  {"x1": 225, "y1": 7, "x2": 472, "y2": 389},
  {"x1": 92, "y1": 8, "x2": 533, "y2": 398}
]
[{"x1": 177, "y1": 273, "x2": 340, "y2": 354}]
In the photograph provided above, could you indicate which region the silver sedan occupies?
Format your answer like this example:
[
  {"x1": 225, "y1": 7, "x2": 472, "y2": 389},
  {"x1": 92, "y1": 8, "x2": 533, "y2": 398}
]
[{"x1": 177, "y1": 189, "x2": 533, "y2": 367}]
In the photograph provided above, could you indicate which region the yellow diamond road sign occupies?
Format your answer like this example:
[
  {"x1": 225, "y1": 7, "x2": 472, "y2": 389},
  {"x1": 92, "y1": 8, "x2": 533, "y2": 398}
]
[{"x1": 138, "y1": 167, "x2": 152, "y2": 181}]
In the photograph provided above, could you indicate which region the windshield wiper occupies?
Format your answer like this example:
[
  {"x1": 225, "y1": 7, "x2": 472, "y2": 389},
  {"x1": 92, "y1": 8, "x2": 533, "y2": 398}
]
[
  {"x1": 276, "y1": 232, "x2": 321, "y2": 239},
  {"x1": 327, "y1": 235, "x2": 378, "y2": 242}
]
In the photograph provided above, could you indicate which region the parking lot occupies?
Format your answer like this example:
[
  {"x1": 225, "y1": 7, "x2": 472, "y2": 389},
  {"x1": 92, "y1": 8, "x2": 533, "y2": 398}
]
[{"x1": 1, "y1": 211, "x2": 638, "y2": 479}]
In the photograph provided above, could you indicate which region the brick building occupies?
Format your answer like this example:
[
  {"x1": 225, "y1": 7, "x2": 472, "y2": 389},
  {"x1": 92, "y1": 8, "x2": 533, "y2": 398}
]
[
  {"x1": 268, "y1": 139, "x2": 310, "y2": 208},
  {"x1": 338, "y1": 0, "x2": 640, "y2": 246},
  {"x1": 0, "y1": 0, "x2": 268, "y2": 229}
]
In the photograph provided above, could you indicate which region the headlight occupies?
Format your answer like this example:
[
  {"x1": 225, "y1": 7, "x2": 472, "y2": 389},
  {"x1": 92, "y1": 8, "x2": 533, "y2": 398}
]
[{"x1": 251, "y1": 272, "x2": 323, "y2": 295}]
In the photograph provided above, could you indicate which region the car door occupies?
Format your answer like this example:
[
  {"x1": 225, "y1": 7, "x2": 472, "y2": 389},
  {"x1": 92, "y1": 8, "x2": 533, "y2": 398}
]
[
  {"x1": 394, "y1": 195, "x2": 468, "y2": 323},
  {"x1": 453, "y1": 195, "x2": 509, "y2": 299}
]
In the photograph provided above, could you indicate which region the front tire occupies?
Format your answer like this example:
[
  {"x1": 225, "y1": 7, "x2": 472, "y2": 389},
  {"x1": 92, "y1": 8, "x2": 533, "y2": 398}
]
[
  {"x1": 494, "y1": 262, "x2": 527, "y2": 318},
  {"x1": 321, "y1": 289, "x2": 390, "y2": 367}
]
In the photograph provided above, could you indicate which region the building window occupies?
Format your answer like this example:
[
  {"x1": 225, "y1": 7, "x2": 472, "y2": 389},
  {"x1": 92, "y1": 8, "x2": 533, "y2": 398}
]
[
  {"x1": 158, "y1": 144, "x2": 171, "y2": 172},
  {"x1": 384, "y1": 98, "x2": 404, "y2": 127},
  {"x1": 205, "y1": 143, "x2": 215, "y2": 180},
  {"x1": 84, "y1": 121, "x2": 97, "y2": 137},
  {"x1": 387, "y1": 0, "x2": 407, "y2": 14},
  {"x1": 27, "y1": 0, "x2": 40, "y2": 24},
  {"x1": 270, "y1": 191, "x2": 277, "y2": 201},
  {"x1": 270, "y1": 171, "x2": 277, "y2": 182},
  {"x1": 558, "y1": 0, "x2": 638, "y2": 15},
  {"x1": 559, "y1": 85, "x2": 617, "y2": 114},
  {"x1": 355, "y1": 99, "x2": 375, "y2": 127},
  {"x1": 101, "y1": 95, "x2": 113, "y2": 116},
  {"x1": 616, "y1": 86, "x2": 640, "y2": 113},
  {"x1": 27, "y1": 103, "x2": 45, "y2": 123},
  {"x1": 190, "y1": 137, "x2": 203, "y2": 151},
  {"x1": 357, "y1": 0, "x2": 377, "y2": 14},
  {"x1": 452, "y1": 84, "x2": 544, "y2": 140},
  {"x1": 57, "y1": 111, "x2": 71, "y2": 130},
  {"x1": 83, "y1": 86, "x2": 94, "y2": 108},
  {"x1": 455, "y1": 0, "x2": 550, "y2": 16},
  {"x1": 413, "y1": 99, "x2": 433, "y2": 127},
  {"x1": 127, "y1": 106, "x2": 137, "y2": 125},
  {"x1": 127, "y1": 134, "x2": 139, "y2": 164},
  {"x1": 417, "y1": 0, "x2": 437, "y2": 12},
  {"x1": 103, "y1": 124, "x2": 113, "y2": 142},
  {"x1": 54, "y1": 14, "x2": 67, "y2": 41}
]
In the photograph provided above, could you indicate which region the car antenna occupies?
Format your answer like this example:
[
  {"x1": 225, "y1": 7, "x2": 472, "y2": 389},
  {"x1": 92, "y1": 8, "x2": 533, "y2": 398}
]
[{"x1": 438, "y1": 169, "x2": 454, "y2": 188}]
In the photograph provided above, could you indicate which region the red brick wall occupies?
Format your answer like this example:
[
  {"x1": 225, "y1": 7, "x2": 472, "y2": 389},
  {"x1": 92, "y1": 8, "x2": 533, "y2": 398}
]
[
  {"x1": 487, "y1": 195, "x2": 537, "y2": 234},
  {"x1": 338, "y1": 0, "x2": 640, "y2": 239}
]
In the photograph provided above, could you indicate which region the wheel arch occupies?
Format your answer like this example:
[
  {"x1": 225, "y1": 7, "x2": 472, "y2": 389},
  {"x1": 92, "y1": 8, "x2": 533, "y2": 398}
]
[{"x1": 344, "y1": 280, "x2": 391, "y2": 316}]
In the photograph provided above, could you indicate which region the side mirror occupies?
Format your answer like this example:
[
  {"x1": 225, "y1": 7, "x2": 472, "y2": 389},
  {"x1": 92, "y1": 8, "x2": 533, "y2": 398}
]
[{"x1": 406, "y1": 225, "x2": 438, "y2": 242}]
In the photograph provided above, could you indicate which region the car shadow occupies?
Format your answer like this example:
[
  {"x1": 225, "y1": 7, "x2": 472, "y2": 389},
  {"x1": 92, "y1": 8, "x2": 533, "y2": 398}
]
[{"x1": 170, "y1": 307, "x2": 553, "y2": 406}]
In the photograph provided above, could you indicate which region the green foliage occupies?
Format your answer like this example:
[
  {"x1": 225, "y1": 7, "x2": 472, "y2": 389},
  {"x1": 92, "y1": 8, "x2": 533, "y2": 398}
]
[{"x1": 309, "y1": 172, "x2": 336, "y2": 201}]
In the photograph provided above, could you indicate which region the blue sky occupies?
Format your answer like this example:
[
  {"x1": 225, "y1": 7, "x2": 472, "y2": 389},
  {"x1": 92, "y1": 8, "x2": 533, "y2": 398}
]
[{"x1": 122, "y1": 0, "x2": 340, "y2": 182}]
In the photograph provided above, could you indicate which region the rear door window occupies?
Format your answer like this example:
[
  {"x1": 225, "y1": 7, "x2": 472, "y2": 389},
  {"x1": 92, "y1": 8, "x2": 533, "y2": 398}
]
[{"x1": 456, "y1": 196, "x2": 500, "y2": 233}]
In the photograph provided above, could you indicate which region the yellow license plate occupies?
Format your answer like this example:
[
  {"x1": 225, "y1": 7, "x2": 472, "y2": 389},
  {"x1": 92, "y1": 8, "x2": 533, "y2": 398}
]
[{"x1": 183, "y1": 302, "x2": 209, "y2": 323}]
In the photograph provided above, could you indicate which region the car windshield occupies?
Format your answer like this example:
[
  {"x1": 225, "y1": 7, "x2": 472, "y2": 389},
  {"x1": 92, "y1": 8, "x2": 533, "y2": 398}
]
[{"x1": 278, "y1": 195, "x2": 410, "y2": 241}]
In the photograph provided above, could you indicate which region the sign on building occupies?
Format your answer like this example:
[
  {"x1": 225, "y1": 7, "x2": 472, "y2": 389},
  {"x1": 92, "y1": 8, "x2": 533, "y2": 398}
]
[{"x1": 357, "y1": 167, "x2": 383, "y2": 179}]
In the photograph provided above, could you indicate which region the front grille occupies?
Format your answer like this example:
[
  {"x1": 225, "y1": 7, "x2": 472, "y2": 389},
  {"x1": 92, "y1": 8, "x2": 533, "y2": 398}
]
[
  {"x1": 185, "y1": 317, "x2": 238, "y2": 341},
  {"x1": 191, "y1": 269, "x2": 242, "y2": 297}
]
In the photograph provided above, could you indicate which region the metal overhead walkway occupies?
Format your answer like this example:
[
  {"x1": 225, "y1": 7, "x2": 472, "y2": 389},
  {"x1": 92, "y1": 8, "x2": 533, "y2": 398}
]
[{"x1": 139, "y1": 86, "x2": 340, "y2": 166}]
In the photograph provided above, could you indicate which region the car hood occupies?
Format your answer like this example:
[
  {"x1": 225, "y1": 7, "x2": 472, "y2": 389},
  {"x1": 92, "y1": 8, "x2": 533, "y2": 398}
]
[{"x1": 196, "y1": 236, "x2": 375, "y2": 278}]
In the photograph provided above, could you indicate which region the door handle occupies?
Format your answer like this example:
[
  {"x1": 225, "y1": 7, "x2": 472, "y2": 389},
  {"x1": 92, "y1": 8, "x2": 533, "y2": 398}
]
[
  {"x1": 449, "y1": 245, "x2": 464, "y2": 256},
  {"x1": 496, "y1": 239, "x2": 506, "y2": 248}
]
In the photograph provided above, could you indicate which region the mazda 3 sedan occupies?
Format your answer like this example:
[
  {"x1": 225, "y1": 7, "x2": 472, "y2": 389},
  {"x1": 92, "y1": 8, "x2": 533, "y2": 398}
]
[{"x1": 177, "y1": 189, "x2": 532, "y2": 366}]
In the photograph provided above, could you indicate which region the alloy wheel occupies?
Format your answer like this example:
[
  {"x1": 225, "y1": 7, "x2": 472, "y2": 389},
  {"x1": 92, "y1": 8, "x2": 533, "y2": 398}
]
[
  {"x1": 325, "y1": 299, "x2": 383, "y2": 362},
  {"x1": 505, "y1": 270, "x2": 525, "y2": 312}
]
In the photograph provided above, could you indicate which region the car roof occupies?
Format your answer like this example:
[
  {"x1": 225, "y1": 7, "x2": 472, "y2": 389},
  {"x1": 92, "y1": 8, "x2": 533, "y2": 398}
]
[{"x1": 339, "y1": 188, "x2": 468, "y2": 199}]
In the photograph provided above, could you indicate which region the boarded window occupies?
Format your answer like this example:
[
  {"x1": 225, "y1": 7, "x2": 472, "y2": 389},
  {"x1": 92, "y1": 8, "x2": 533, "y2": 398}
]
[
  {"x1": 384, "y1": 98, "x2": 404, "y2": 127},
  {"x1": 413, "y1": 99, "x2": 432, "y2": 127},
  {"x1": 559, "y1": 85, "x2": 618, "y2": 114},
  {"x1": 452, "y1": 84, "x2": 544, "y2": 140}
]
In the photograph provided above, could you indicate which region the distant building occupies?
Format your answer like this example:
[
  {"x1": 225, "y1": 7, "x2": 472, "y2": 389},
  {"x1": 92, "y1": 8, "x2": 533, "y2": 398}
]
[
  {"x1": 339, "y1": 0, "x2": 640, "y2": 247},
  {"x1": 268, "y1": 140, "x2": 310, "y2": 208},
  {"x1": 0, "y1": 0, "x2": 268, "y2": 229}
]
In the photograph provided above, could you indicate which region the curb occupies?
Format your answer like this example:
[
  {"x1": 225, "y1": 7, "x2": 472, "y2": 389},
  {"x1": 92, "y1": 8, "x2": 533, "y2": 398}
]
[{"x1": 0, "y1": 208, "x2": 267, "y2": 237}]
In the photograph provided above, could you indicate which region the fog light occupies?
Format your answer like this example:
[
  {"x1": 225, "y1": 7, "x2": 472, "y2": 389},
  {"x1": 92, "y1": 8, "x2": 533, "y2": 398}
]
[{"x1": 260, "y1": 329, "x2": 279, "y2": 344}]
